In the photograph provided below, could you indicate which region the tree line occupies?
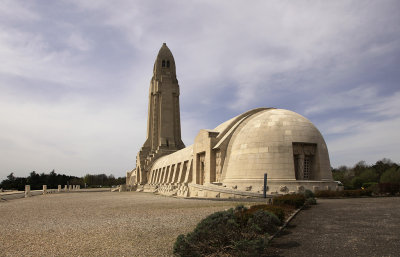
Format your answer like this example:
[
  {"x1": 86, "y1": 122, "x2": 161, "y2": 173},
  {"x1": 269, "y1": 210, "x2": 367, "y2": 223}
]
[
  {"x1": 0, "y1": 170, "x2": 126, "y2": 191},
  {"x1": 2, "y1": 158, "x2": 399, "y2": 191},
  {"x1": 332, "y1": 158, "x2": 400, "y2": 190}
]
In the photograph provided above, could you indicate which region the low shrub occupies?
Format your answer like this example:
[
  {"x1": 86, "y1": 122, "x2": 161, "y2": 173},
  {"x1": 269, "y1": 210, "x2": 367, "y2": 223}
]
[
  {"x1": 247, "y1": 204, "x2": 285, "y2": 223},
  {"x1": 342, "y1": 189, "x2": 372, "y2": 197},
  {"x1": 378, "y1": 183, "x2": 400, "y2": 195},
  {"x1": 315, "y1": 189, "x2": 373, "y2": 198},
  {"x1": 304, "y1": 189, "x2": 314, "y2": 199},
  {"x1": 247, "y1": 210, "x2": 281, "y2": 235},
  {"x1": 305, "y1": 197, "x2": 317, "y2": 206},
  {"x1": 173, "y1": 205, "x2": 280, "y2": 256},
  {"x1": 362, "y1": 182, "x2": 378, "y2": 188},
  {"x1": 273, "y1": 194, "x2": 306, "y2": 208},
  {"x1": 315, "y1": 190, "x2": 340, "y2": 198}
]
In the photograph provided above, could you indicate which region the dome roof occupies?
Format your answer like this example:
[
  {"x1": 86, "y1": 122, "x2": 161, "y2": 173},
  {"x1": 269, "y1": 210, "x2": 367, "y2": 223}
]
[{"x1": 222, "y1": 109, "x2": 332, "y2": 183}]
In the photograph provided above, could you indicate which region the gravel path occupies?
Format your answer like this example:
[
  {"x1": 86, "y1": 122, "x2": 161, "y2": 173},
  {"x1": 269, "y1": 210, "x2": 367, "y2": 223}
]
[
  {"x1": 267, "y1": 197, "x2": 400, "y2": 257},
  {"x1": 0, "y1": 192, "x2": 255, "y2": 257}
]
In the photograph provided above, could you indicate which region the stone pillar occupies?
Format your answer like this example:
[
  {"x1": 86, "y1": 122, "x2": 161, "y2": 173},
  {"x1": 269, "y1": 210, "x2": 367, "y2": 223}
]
[
  {"x1": 119, "y1": 184, "x2": 127, "y2": 192},
  {"x1": 25, "y1": 185, "x2": 31, "y2": 198},
  {"x1": 43, "y1": 185, "x2": 47, "y2": 195},
  {"x1": 77, "y1": 185, "x2": 80, "y2": 190},
  {"x1": 64, "y1": 185, "x2": 68, "y2": 191},
  {"x1": 58, "y1": 185, "x2": 61, "y2": 192},
  {"x1": 183, "y1": 159, "x2": 193, "y2": 184}
]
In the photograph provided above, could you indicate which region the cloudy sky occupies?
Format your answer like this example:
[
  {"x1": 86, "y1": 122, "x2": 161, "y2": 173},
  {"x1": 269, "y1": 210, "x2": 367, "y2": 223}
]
[{"x1": 1, "y1": 0, "x2": 399, "y2": 180}]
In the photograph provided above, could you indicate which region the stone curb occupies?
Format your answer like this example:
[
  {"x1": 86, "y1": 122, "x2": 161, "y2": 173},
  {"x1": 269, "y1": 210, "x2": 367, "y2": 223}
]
[{"x1": 269, "y1": 205, "x2": 305, "y2": 242}]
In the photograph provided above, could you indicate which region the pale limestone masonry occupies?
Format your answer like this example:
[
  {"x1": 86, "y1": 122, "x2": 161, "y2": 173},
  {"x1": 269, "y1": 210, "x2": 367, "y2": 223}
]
[
  {"x1": 126, "y1": 44, "x2": 338, "y2": 198},
  {"x1": 25, "y1": 185, "x2": 31, "y2": 198},
  {"x1": 119, "y1": 184, "x2": 127, "y2": 192},
  {"x1": 58, "y1": 185, "x2": 62, "y2": 192},
  {"x1": 130, "y1": 43, "x2": 185, "y2": 186},
  {"x1": 43, "y1": 185, "x2": 47, "y2": 195}
]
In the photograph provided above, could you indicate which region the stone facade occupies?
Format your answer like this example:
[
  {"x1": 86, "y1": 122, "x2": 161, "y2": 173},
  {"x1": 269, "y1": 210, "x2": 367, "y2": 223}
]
[
  {"x1": 128, "y1": 43, "x2": 185, "y2": 186},
  {"x1": 126, "y1": 44, "x2": 338, "y2": 198}
]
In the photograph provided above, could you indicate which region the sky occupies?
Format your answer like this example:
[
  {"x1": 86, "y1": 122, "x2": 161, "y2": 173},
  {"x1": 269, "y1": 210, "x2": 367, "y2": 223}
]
[{"x1": 1, "y1": 0, "x2": 399, "y2": 180}]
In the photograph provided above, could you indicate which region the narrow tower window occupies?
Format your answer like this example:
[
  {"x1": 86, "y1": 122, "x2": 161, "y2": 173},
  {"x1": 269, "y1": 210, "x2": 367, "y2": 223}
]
[
  {"x1": 167, "y1": 60, "x2": 170, "y2": 67},
  {"x1": 162, "y1": 60, "x2": 166, "y2": 67}
]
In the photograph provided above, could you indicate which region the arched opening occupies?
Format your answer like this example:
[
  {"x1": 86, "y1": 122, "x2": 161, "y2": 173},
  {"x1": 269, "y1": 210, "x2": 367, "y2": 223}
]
[
  {"x1": 166, "y1": 60, "x2": 170, "y2": 67},
  {"x1": 162, "y1": 60, "x2": 166, "y2": 67}
]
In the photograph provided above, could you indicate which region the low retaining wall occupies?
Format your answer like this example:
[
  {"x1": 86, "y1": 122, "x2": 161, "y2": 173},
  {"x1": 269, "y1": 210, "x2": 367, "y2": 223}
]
[{"x1": 0, "y1": 185, "x2": 83, "y2": 201}]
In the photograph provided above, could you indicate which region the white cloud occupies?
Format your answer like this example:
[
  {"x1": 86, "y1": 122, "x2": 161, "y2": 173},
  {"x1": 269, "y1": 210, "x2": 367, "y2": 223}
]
[
  {"x1": 0, "y1": 94, "x2": 144, "y2": 179},
  {"x1": 328, "y1": 116, "x2": 400, "y2": 167},
  {"x1": 67, "y1": 32, "x2": 92, "y2": 52},
  {"x1": 0, "y1": 0, "x2": 39, "y2": 21}
]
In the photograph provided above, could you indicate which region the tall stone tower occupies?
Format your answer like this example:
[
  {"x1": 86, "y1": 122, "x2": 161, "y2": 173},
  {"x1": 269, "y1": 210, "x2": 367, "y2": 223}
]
[{"x1": 134, "y1": 43, "x2": 185, "y2": 184}]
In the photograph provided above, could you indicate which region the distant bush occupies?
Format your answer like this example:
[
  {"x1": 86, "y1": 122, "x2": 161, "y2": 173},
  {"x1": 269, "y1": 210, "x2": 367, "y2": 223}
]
[
  {"x1": 173, "y1": 205, "x2": 280, "y2": 257},
  {"x1": 273, "y1": 194, "x2": 306, "y2": 208},
  {"x1": 379, "y1": 183, "x2": 400, "y2": 195},
  {"x1": 342, "y1": 189, "x2": 372, "y2": 197},
  {"x1": 315, "y1": 190, "x2": 340, "y2": 198},
  {"x1": 362, "y1": 182, "x2": 378, "y2": 188},
  {"x1": 380, "y1": 167, "x2": 400, "y2": 184},
  {"x1": 304, "y1": 189, "x2": 315, "y2": 199},
  {"x1": 315, "y1": 189, "x2": 373, "y2": 198},
  {"x1": 305, "y1": 197, "x2": 317, "y2": 206}
]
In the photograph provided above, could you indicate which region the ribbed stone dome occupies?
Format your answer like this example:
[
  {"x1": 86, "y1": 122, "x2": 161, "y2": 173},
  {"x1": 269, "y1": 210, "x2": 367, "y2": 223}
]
[{"x1": 222, "y1": 109, "x2": 332, "y2": 185}]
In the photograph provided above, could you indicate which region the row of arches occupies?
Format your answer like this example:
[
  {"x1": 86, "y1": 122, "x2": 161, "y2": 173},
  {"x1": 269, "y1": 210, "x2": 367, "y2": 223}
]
[{"x1": 148, "y1": 159, "x2": 192, "y2": 185}]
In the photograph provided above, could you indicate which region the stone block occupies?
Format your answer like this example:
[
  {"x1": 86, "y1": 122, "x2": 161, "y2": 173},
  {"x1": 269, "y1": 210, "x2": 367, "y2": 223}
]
[
  {"x1": 25, "y1": 185, "x2": 31, "y2": 198},
  {"x1": 297, "y1": 186, "x2": 305, "y2": 193},
  {"x1": 43, "y1": 185, "x2": 47, "y2": 195},
  {"x1": 119, "y1": 184, "x2": 127, "y2": 192}
]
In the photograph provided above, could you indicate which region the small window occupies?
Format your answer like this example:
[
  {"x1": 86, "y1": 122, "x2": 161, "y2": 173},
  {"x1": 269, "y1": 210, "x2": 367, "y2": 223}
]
[
  {"x1": 167, "y1": 60, "x2": 170, "y2": 68},
  {"x1": 162, "y1": 60, "x2": 166, "y2": 67},
  {"x1": 303, "y1": 156, "x2": 311, "y2": 179}
]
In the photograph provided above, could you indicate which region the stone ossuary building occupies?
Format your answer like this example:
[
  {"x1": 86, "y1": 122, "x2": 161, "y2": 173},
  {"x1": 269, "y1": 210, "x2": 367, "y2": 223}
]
[{"x1": 126, "y1": 43, "x2": 339, "y2": 198}]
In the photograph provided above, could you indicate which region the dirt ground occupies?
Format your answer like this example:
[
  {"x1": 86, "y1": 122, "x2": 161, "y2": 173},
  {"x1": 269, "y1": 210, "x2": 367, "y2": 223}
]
[
  {"x1": 2, "y1": 193, "x2": 399, "y2": 257},
  {"x1": 0, "y1": 191, "x2": 254, "y2": 257}
]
